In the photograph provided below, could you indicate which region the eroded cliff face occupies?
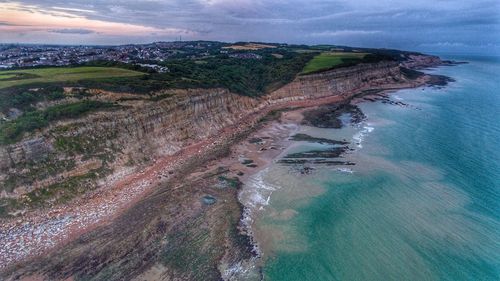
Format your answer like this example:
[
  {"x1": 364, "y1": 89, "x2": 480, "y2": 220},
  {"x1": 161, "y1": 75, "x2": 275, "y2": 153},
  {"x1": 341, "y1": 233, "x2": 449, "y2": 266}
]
[
  {"x1": 0, "y1": 61, "x2": 425, "y2": 210},
  {"x1": 266, "y1": 61, "x2": 405, "y2": 102},
  {"x1": 401, "y1": 54, "x2": 444, "y2": 69}
]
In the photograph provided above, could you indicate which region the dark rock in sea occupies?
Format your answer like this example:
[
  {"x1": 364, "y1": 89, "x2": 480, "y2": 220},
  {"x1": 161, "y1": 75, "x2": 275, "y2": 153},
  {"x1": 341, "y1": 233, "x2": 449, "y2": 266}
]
[
  {"x1": 300, "y1": 166, "x2": 315, "y2": 175},
  {"x1": 283, "y1": 135, "x2": 354, "y2": 169},
  {"x1": 278, "y1": 159, "x2": 355, "y2": 165},
  {"x1": 427, "y1": 74, "x2": 455, "y2": 87},
  {"x1": 283, "y1": 147, "x2": 348, "y2": 159},
  {"x1": 302, "y1": 103, "x2": 366, "y2": 128},
  {"x1": 442, "y1": 60, "x2": 468, "y2": 65},
  {"x1": 290, "y1": 134, "x2": 349, "y2": 145}
]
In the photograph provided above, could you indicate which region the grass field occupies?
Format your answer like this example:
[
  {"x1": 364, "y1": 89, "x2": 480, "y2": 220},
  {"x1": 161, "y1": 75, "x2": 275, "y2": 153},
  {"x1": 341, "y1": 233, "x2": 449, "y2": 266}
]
[
  {"x1": 0, "y1": 74, "x2": 17, "y2": 80},
  {"x1": 0, "y1": 67, "x2": 144, "y2": 89},
  {"x1": 301, "y1": 52, "x2": 368, "y2": 74}
]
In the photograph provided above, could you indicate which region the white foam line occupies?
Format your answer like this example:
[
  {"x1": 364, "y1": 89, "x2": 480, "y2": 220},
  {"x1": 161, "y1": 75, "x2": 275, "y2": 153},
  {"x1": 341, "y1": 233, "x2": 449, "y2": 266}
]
[
  {"x1": 353, "y1": 124, "x2": 374, "y2": 148},
  {"x1": 336, "y1": 168, "x2": 354, "y2": 174}
]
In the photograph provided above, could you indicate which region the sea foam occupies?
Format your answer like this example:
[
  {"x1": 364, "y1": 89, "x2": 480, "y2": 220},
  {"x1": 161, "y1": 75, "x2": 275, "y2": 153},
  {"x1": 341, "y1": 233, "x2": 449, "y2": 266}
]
[{"x1": 353, "y1": 124, "x2": 374, "y2": 148}]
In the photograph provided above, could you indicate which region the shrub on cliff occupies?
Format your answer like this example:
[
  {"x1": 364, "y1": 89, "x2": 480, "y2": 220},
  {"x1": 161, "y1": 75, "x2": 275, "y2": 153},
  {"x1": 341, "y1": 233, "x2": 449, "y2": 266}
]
[{"x1": 0, "y1": 100, "x2": 115, "y2": 144}]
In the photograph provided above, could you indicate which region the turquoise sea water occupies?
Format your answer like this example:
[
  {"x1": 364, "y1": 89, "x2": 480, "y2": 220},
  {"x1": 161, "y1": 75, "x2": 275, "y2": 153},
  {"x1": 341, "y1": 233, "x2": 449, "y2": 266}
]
[{"x1": 257, "y1": 56, "x2": 500, "y2": 281}]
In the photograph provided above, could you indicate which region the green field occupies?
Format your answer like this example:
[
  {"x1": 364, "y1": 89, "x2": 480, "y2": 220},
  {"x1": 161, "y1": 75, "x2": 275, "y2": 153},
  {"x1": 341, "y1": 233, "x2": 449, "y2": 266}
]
[
  {"x1": 0, "y1": 67, "x2": 144, "y2": 89},
  {"x1": 301, "y1": 52, "x2": 368, "y2": 74},
  {"x1": 0, "y1": 74, "x2": 18, "y2": 80}
]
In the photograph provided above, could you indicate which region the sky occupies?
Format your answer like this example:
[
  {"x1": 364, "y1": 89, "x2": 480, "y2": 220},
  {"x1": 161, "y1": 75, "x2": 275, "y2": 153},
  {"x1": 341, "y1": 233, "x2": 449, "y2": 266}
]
[{"x1": 1, "y1": 0, "x2": 499, "y2": 54}]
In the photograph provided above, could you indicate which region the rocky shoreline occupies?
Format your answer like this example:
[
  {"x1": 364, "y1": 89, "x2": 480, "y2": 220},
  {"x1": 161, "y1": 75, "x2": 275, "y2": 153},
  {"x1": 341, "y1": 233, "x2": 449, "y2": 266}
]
[
  {"x1": 234, "y1": 63, "x2": 456, "y2": 280},
  {"x1": 0, "y1": 57, "x2": 456, "y2": 280}
]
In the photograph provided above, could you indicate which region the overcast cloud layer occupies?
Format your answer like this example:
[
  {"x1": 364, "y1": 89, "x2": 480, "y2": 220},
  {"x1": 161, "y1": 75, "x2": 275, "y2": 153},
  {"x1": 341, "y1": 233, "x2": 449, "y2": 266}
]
[{"x1": 1, "y1": 0, "x2": 499, "y2": 54}]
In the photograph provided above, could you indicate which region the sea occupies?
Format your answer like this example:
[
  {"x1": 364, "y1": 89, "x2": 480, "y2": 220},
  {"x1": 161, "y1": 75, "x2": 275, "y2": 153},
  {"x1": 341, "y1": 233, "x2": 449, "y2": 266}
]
[{"x1": 245, "y1": 55, "x2": 500, "y2": 281}]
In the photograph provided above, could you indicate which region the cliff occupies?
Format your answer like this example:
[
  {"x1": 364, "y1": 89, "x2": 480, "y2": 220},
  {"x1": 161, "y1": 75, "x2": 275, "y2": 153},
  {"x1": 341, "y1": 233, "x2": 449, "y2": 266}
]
[
  {"x1": 0, "y1": 59, "x2": 433, "y2": 213},
  {"x1": 0, "y1": 54, "x2": 451, "y2": 280},
  {"x1": 400, "y1": 54, "x2": 445, "y2": 69}
]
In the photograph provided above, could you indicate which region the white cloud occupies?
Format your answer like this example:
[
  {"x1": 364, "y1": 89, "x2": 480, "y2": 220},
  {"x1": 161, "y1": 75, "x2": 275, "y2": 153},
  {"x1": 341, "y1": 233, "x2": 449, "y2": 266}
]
[
  {"x1": 0, "y1": 0, "x2": 498, "y2": 52},
  {"x1": 50, "y1": 28, "x2": 95, "y2": 34},
  {"x1": 310, "y1": 30, "x2": 382, "y2": 37},
  {"x1": 51, "y1": 6, "x2": 96, "y2": 13}
]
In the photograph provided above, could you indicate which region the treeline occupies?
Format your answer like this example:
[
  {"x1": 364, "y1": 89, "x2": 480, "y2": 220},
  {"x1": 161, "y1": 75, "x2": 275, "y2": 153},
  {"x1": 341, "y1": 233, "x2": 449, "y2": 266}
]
[
  {"x1": 56, "y1": 51, "x2": 316, "y2": 96},
  {"x1": 335, "y1": 53, "x2": 397, "y2": 68},
  {"x1": 159, "y1": 52, "x2": 316, "y2": 95}
]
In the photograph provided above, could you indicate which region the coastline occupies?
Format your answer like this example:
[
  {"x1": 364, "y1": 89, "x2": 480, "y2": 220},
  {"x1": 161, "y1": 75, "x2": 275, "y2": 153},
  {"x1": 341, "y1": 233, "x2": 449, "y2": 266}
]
[
  {"x1": 233, "y1": 66, "x2": 454, "y2": 279},
  {"x1": 247, "y1": 56, "x2": 500, "y2": 281},
  {"x1": 0, "y1": 61, "x2": 453, "y2": 279}
]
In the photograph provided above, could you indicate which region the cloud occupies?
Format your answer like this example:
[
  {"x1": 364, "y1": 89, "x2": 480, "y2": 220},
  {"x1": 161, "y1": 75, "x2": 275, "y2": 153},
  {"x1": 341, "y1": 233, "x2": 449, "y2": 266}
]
[
  {"x1": 0, "y1": 0, "x2": 498, "y2": 53},
  {"x1": 50, "y1": 28, "x2": 95, "y2": 34},
  {"x1": 310, "y1": 30, "x2": 382, "y2": 37},
  {"x1": 418, "y1": 42, "x2": 469, "y2": 48},
  {"x1": 0, "y1": 21, "x2": 13, "y2": 26},
  {"x1": 0, "y1": 2, "x2": 198, "y2": 37},
  {"x1": 51, "y1": 6, "x2": 96, "y2": 14},
  {"x1": 418, "y1": 42, "x2": 500, "y2": 49}
]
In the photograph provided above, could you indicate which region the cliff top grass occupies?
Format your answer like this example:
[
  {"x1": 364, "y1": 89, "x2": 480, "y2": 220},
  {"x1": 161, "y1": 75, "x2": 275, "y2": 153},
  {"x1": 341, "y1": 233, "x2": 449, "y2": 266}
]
[
  {"x1": 0, "y1": 67, "x2": 144, "y2": 89},
  {"x1": 301, "y1": 52, "x2": 368, "y2": 74}
]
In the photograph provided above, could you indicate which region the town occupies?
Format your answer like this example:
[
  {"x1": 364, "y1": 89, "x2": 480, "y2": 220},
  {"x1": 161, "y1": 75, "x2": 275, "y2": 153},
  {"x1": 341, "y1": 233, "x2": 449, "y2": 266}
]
[{"x1": 0, "y1": 41, "x2": 268, "y2": 72}]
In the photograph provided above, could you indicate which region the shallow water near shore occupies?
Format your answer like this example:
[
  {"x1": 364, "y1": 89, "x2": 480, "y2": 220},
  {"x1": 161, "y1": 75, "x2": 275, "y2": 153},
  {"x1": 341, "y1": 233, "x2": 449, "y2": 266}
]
[{"x1": 252, "y1": 56, "x2": 500, "y2": 280}]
